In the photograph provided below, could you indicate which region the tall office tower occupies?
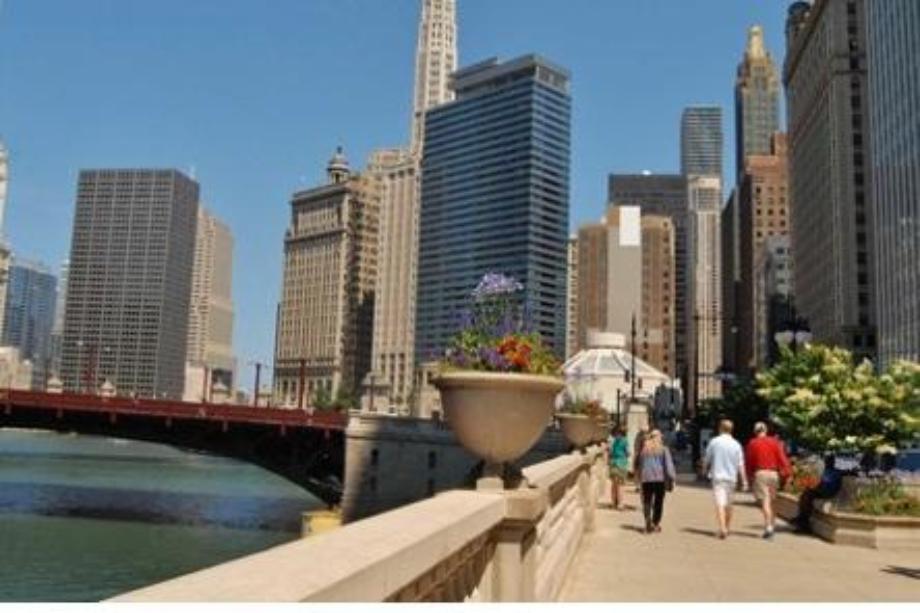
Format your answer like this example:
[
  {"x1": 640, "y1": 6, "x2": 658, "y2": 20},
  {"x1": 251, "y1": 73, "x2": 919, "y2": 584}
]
[
  {"x1": 784, "y1": 0, "x2": 875, "y2": 359},
  {"x1": 274, "y1": 149, "x2": 378, "y2": 406},
  {"x1": 688, "y1": 176, "x2": 723, "y2": 400},
  {"x1": 609, "y1": 174, "x2": 690, "y2": 382},
  {"x1": 755, "y1": 235, "x2": 795, "y2": 366},
  {"x1": 868, "y1": 1, "x2": 920, "y2": 365},
  {"x1": 640, "y1": 215, "x2": 676, "y2": 376},
  {"x1": 186, "y1": 207, "x2": 235, "y2": 388},
  {"x1": 721, "y1": 189, "x2": 740, "y2": 374},
  {"x1": 0, "y1": 141, "x2": 8, "y2": 235},
  {"x1": 416, "y1": 55, "x2": 571, "y2": 360},
  {"x1": 61, "y1": 170, "x2": 198, "y2": 398},
  {"x1": 410, "y1": 0, "x2": 458, "y2": 155},
  {"x1": 49, "y1": 260, "x2": 69, "y2": 376},
  {"x1": 736, "y1": 133, "x2": 789, "y2": 373},
  {"x1": 367, "y1": 148, "x2": 418, "y2": 410},
  {"x1": 565, "y1": 235, "x2": 579, "y2": 359},
  {"x1": 2, "y1": 258, "x2": 57, "y2": 389},
  {"x1": 0, "y1": 143, "x2": 10, "y2": 339},
  {"x1": 575, "y1": 206, "x2": 642, "y2": 350},
  {"x1": 735, "y1": 26, "x2": 781, "y2": 181},
  {"x1": 681, "y1": 106, "x2": 724, "y2": 180}
]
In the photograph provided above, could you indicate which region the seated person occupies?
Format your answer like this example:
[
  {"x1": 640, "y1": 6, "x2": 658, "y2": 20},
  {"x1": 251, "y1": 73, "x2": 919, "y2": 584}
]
[{"x1": 793, "y1": 453, "x2": 843, "y2": 532}]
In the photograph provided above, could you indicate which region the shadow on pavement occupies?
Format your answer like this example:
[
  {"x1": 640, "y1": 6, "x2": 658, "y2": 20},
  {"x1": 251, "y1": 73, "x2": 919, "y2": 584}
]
[
  {"x1": 681, "y1": 526, "x2": 761, "y2": 540},
  {"x1": 881, "y1": 566, "x2": 920, "y2": 581}
]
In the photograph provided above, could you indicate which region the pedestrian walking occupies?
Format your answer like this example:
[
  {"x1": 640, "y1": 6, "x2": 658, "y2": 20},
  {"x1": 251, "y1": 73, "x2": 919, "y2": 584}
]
[
  {"x1": 608, "y1": 425, "x2": 630, "y2": 510},
  {"x1": 744, "y1": 421, "x2": 792, "y2": 539},
  {"x1": 632, "y1": 426, "x2": 648, "y2": 492},
  {"x1": 703, "y1": 419, "x2": 748, "y2": 539},
  {"x1": 634, "y1": 429, "x2": 676, "y2": 534}
]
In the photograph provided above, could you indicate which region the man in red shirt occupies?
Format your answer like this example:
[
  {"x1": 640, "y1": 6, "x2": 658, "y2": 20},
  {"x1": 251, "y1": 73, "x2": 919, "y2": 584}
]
[{"x1": 745, "y1": 422, "x2": 792, "y2": 539}]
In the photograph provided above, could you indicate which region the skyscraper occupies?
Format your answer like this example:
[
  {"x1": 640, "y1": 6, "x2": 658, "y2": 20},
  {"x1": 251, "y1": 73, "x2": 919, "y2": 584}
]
[
  {"x1": 186, "y1": 207, "x2": 235, "y2": 387},
  {"x1": 681, "y1": 106, "x2": 724, "y2": 180},
  {"x1": 410, "y1": 0, "x2": 458, "y2": 155},
  {"x1": 0, "y1": 142, "x2": 8, "y2": 236},
  {"x1": 366, "y1": 0, "x2": 459, "y2": 413},
  {"x1": 49, "y1": 259, "x2": 68, "y2": 377},
  {"x1": 737, "y1": 134, "x2": 789, "y2": 373},
  {"x1": 566, "y1": 235, "x2": 578, "y2": 359},
  {"x1": 367, "y1": 148, "x2": 418, "y2": 409},
  {"x1": 274, "y1": 149, "x2": 378, "y2": 406},
  {"x1": 576, "y1": 206, "x2": 642, "y2": 350},
  {"x1": 867, "y1": 0, "x2": 920, "y2": 365},
  {"x1": 784, "y1": 0, "x2": 875, "y2": 359},
  {"x1": 608, "y1": 173, "x2": 689, "y2": 381},
  {"x1": 641, "y1": 214, "x2": 676, "y2": 377},
  {"x1": 416, "y1": 55, "x2": 571, "y2": 360},
  {"x1": 734, "y1": 26, "x2": 781, "y2": 180},
  {"x1": 688, "y1": 175, "x2": 723, "y2": 400},
  {"x1": 2, "y1": 258, "x2": 57, "y2": 389},
  {"x1": 61, "y1": 169, "x2": 199, "y2": 398}
]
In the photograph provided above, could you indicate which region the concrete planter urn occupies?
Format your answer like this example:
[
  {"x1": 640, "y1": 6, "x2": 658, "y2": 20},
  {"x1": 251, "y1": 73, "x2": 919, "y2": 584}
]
[
  {"x1": 558, "y1": 413, "x2": 596, "y2": 450},
  {"x1": 434, "y1": 371, "x2": 562, "y2": 479}
]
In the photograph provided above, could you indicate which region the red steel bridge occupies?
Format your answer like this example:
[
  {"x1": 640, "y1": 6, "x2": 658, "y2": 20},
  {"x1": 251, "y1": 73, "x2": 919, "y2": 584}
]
[{"x1": 0, "y1": 389, "x2": 348, "y2": 505}]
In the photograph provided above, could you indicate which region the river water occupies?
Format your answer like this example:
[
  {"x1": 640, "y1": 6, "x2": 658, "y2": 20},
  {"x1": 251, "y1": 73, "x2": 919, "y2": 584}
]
[{"x1": 0, "y1": 428, "x2": 323, "y2": 602}]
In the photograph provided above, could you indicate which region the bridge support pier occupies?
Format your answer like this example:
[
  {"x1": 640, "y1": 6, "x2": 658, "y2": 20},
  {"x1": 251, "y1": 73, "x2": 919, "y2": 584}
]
[{"x1": 485, "y1": 488, "x2": 545, "y2": 602}]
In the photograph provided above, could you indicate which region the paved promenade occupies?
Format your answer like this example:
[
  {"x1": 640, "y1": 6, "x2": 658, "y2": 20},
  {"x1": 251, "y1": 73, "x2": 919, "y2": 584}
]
[{"x1": 559, "y1": 476, "x2": 919, "y2": 601}]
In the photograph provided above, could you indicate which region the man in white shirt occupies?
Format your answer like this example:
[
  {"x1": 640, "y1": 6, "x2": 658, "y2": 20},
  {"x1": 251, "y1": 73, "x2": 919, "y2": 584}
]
[{"x1": 703, "y1": 419, "x2": 748, "y2": 539}]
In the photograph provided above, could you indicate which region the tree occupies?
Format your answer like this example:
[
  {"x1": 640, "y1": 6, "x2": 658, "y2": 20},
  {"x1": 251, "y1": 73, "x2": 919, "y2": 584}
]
[
  {"x1": 755, "y1": 345, "x2": 919, "y2": 454},
  {"x1": 698, "y1": 379, "x2": 770, "y2": 444}
]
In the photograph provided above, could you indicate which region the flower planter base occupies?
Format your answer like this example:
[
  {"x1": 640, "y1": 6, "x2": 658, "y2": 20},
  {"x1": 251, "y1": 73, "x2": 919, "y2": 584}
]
[{"x1": 810, "y1": 504, "x2": 920, "y2": 551}]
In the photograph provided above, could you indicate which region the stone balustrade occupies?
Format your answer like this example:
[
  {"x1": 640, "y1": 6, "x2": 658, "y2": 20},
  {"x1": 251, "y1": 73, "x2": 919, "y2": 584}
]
[{"x1": 112, "y1": 445, "x2": 608, "y2": 602}]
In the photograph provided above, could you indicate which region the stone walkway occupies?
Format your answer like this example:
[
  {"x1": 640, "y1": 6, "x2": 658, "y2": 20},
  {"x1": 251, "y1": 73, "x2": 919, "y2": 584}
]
[{"x1": 559, "y1": 476, "x2": 919, "y2": 601}]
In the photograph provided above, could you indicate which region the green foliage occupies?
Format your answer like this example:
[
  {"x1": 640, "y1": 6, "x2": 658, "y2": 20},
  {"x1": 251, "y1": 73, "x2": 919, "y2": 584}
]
[
  {"x1": 313, "y1": 386, "x2": 357, "y2": 413},
  {"x1": 850, "y1": 479, "x2": 920, "y2": 517},
  {"x1": 696, "y1": 380, "x2": 769, "y2": 442},
  {"x1": 756, "y1": 345, "x2": 920, "y2": 453}
]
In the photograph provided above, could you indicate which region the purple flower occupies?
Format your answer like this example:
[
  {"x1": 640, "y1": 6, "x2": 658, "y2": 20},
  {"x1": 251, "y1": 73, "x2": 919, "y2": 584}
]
[
  {"x1": 478, "y1": 346, "x2": 511, "y2": 372},
  {"x1": 472, "y1": 273, "x2": 523, "y2": 301}
]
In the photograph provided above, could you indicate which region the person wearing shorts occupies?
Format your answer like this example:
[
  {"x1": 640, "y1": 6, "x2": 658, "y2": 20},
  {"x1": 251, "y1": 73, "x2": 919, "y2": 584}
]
[
  {"x1": 703, "y1": 419, "x2": 748, "y2": 539},
  {"x1": 745, "y1": 422, "x2": 791, "y2": 540},
  {"x1": 608, "y1": 426, "x2": 630, "y2": 510}
]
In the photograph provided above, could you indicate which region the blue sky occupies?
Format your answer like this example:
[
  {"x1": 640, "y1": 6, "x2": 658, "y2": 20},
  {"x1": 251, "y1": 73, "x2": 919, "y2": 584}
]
[{"x1": 0, "y1": 0, "x2": 787, "y2": 386}]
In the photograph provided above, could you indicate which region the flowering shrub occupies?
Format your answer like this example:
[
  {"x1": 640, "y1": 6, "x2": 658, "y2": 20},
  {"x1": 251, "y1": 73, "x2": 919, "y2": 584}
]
[
  {"x1": 559, "y1": 397, "x2": 606, "y2": 421},
  {"x1": 443, "y1": 273, "x2": 560, "y2": 376},
  {"x1": 756, "y1": 345, "x2": 919, "y2": 454}
]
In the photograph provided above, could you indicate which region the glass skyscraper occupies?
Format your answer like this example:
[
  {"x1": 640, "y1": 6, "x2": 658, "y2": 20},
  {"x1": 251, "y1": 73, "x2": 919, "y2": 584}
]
[
  {"x1": 2, "y1": 258, "x2": 57, "y2": 388},
  {"x1": 868, "y1": 0, "x2": 920, "y2": 365},
  {"x1": 681, "y1": 106, "x2": 724, "y2": 179},
  {"x1": 416, "y1": 55, "x2": 571, "y2": 361}
]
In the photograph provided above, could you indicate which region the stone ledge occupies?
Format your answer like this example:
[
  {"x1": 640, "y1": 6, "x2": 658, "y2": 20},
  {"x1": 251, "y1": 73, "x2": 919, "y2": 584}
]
[
  {"x1": 111, "y1": 490, "x2": 505, "y2": 602},
  {"x1": 811, "y1": 507, "x2": 920, "y2": 551}
]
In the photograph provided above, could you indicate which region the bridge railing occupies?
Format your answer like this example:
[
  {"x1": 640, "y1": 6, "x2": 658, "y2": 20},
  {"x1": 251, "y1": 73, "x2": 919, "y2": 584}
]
[
  {"x1": 4, "y1": 389, "x2": 347, "y2": 430},
  {"x1": 112, "y1": 445, "x2": 608, "y2": 602}
]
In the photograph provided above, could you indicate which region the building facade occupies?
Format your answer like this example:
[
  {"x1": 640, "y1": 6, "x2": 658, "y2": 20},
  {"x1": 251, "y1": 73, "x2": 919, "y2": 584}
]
[
  {"x1": 566, "y1": 235, "x2": 578, "y2": 359},
  {"x1": 608, "y1": 174, "x2": 689, "y2": 383},
  {"x1": 367, "y1": 148, "x2": 418, "y2": 410},
  {"x1": 186, "y1": 207, "x2": 235, "y2": 390},
  {"x1": 681, "y1": 106, "x2": 724, "y2": 179},
  {"x1": 411, "y1": 0, "x2": 458, "y2": 155},
  {"x1": 755, "y1": 235, "x2": 795, "y2": 366},
  {"x1": 867, "y1": 0, "x2": 920, "y2": 365},
  {"x1": 61, "y1": 169, "x2": 199, "y2": 398},
  {"x1": 737, "y1": 134, "x2": 789, "y2": 373},
  {"x1": 2, "y1": 258, "x2": 57, "y2": 389},
  {"x1": 784, "y1": 0, "x2": 876, "y2": 359},
  {"x1": 688, "y1": 176, "x2": 723, "y2": 400},
  {"x1": 640, "y1": 215, "x2": 676, "y2": 377},
  {"x1": 416, "y1": 55, "x2": 571, "y2": 360},
  {"x1": 274, "y1": 150, "x2": 378, "y2": 407},
  {"x1": 49, "y1": 260, "x2": 69, "y2": 377},
  {"x1": 735, "y1": 25, "x2": 781, "y2": 180}
]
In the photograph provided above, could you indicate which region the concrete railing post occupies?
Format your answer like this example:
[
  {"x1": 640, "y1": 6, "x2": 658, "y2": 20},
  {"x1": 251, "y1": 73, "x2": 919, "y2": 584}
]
[{"x1": 488, "y1": 488, "x2": 546, "y2": 602}]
